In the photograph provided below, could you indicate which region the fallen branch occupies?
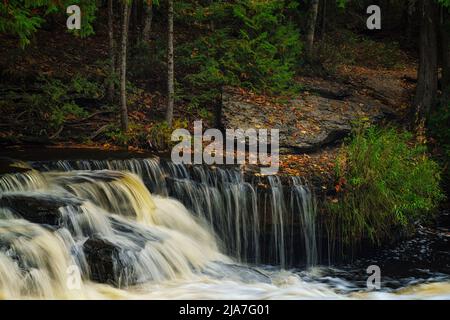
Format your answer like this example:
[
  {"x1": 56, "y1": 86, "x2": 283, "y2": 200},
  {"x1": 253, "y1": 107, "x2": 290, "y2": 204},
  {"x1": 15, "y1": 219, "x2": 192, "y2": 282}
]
[
  {"x1": 50, "y1": 125, "x2": 64, "y2": 140},
  {"x1": 90, "y1": 124, "x2": 110, "y2": 140}
]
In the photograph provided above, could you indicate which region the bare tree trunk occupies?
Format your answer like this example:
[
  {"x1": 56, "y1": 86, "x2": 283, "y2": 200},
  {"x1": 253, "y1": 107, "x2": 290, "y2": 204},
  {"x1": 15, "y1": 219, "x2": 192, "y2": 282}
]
[
  {"x1": 414, "y1": 0, "x2": 438, "y2": 117},
  {"x1": 305, "y1": 0, "x2": 320, "y2": 60},
  {"x1": 441, "y1": 8, "x2": 450, "y2": 105},
  {"x1": 166, "y1": 0, "x2": 175, "y2": 127},
  {"x1": 107, "y1": 0, "x2": 116, "y2": 103},
  {"x1": 120, "y1": 1, "x2": 131, "y2": 132},
  {"x1": 319, "y1": 0, "x2": 327, "y2": 40},
  {"x1": 406, "y1": 0, "x2": 417, "y2": 43},
  {"x1": 142, "y1": 0, "x2": 153, "y2": 42}
]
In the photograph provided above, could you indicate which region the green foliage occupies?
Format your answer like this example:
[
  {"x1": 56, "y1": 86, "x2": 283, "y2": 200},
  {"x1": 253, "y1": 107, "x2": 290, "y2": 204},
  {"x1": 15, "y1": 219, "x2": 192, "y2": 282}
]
[
  {"x1": 104, "y1": 125, "x2": 130, "y2": 145},
  {"x1": 176, "y1": 0, "x2": 302, "y2": 107},
  {"x1": 328, "y1": 126, "x2": 444, "y2": 245},
  {"x1": 39, "y1": 76, "x2": 92, "y2": 129},
  {"x1": 0, "y1": 2, "x2": 44, "y2": 47},
  {"x1": 148, "y1": 119, "x2": 189, "y2": 150},
  {"x1": 0, "y1": 0, "x2": 97, "y2": 47},
  {"x1": 439, "y1": 0, "x2": 450, "y2": 7},
  {"x1": 71, "y1": 74, "x2": 104, "y2": 98},
  {"x1": 5, "y1": 75, "x2": 103, "y2": 135}
]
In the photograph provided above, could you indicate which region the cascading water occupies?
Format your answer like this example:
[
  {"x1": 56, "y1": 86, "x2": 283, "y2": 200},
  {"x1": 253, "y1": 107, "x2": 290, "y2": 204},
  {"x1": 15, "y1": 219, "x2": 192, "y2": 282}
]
[
  {"x1": 0, "y1": 157, "x2": 449, "y2": 299},
  {"x1": 32, "y1": 158, "x2": 319, "y2": 267}
]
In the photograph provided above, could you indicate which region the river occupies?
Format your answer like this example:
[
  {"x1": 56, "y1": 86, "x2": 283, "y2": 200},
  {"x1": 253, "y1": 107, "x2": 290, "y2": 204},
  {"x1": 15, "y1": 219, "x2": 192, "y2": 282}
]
[{"x1": 0, "y1": 149, "x2": 448, "y2": 299}]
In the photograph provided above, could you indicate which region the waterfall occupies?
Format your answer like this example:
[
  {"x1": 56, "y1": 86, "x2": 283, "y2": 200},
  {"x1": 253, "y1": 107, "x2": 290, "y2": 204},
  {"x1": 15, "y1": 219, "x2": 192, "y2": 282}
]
[
  {"x1": 1, "y1": 157, "x2": 449, "y2": 299},
  {"x1": 0, "y1": 169, "x2": 234, "y2": 298},
  {"x1": 291, "y1": 177, "x2": 318, "y2": 267},
  {"x1": 31, "y1": 158, "x2": 318, "y2": 267}
]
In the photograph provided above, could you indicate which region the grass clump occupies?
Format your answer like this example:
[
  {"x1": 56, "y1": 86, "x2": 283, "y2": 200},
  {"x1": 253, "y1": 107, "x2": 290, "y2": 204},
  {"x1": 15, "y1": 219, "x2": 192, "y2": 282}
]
[{"x1": 328, "y1": 126, "x2": 444, "y2": 246}]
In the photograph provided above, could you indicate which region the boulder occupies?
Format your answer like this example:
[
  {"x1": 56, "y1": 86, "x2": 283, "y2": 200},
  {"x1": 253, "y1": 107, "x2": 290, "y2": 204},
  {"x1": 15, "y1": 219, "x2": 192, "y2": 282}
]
[
  {"x1": 83, "y1": 217, "x2": 161, "y2": 287},
  {"x1": 0, "y1": 193, "x2": 82, "y2": 227},
  {"x1": 83, "y1": 237, "x2": 127, "y2": 286}
]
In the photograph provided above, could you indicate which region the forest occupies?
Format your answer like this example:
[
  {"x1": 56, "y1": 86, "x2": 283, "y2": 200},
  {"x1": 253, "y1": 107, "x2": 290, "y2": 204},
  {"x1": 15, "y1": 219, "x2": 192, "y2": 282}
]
[{"x1": 0, "y1": 0, "x2": 449, "y2": 300}]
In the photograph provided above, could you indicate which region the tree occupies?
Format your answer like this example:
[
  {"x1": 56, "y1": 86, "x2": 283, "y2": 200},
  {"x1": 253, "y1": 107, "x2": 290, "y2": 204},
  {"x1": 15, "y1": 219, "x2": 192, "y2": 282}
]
[
  {"x1": 142, "y1": 0, "x2": 154, "y2": 42},
  {"x1": 319, "y1": 0, "x2": 327, "y2": 40},
  {"x1": 414, "y1": 0, "x2": 439, "y2": 117},
  {"x1": 107, "y1": 0, "x2": 116, "y2": 103},
  {"x1": 120, "y1": 0, "x2": 132, "y2": 132},
  {"x1": 305, "y1": 0, "x2": 320, "y2": 60},
  {"x1": 441, "y1": 5, "x2": 450, "y2": 105},
  {"x1": 166, "y1": 0, "x2": 175, "y2": 127}
]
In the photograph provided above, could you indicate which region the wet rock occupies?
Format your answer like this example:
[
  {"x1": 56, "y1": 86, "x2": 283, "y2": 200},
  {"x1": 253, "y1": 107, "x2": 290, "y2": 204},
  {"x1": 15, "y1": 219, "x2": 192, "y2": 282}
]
[
  {"x1": 0, "y1": 193, "x2": 82, "y2": 226},
  {"x1": 83, "y1": 237, "x2": 126, "y2": 286},
  {"x1": 83, "y1": 219, "x2": 162, "y2": 287}
]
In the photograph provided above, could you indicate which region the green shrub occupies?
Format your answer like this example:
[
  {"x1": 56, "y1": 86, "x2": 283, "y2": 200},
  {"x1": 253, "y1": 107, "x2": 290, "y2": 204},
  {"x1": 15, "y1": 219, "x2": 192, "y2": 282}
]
[
  {"x1": 40, "y1": 76, "x2": 99, "y2": 129},
  {"x1": 328, "y1": 126, "x2": 444, "y2": 246},
  {"x1": 9, "y1": 75, "x2": 102, "y2": 135},
  {"x1": 147, "y1": 119, "x2": 189, "y2": 150},
  {"x1": 104, "y1": 124, "x2": 130, "y2": 146}
]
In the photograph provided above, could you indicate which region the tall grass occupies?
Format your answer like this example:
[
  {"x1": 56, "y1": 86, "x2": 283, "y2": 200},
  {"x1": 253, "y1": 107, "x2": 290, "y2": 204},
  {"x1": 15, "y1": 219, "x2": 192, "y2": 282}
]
[{"x1": 328, "y1": 126, "x2": 444, "y2": 246}]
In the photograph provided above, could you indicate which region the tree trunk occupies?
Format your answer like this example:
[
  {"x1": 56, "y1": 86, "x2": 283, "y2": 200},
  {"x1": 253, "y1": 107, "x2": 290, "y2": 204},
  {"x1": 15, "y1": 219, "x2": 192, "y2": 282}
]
[
  {"x1": 441, "y1": 8, "x2": 450, "y2": 105},
  {"x1": 406, "y1": 0, "x2": 417, "y2": 43},
  {"x1": 107, "y1": 0, "x2": 116, "y2": 103},
  {"x1": 142, "y1": 0, "x2": 153, "y2": 42},
  {"x1": 414, "y1": 0, "x2": 438, "y2": 117},
  {"x1": 305, "y1": 0, "x2": 320, "y2": 60},
  {"x1": 319, "y1": 0, "x2": 327, "y2": 40},
  {"x1": 166, "y1": 0, "x2": 175, "y2": 127},
  {"x1": 120, "y1": 1, "x2": 131, "y2": 132}
]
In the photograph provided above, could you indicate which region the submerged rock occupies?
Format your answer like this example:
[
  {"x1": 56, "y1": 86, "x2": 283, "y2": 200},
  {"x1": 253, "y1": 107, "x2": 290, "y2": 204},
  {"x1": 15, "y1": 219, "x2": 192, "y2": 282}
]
[{"x1": 203, "y1": 262, "x2": 272, "y2": 284}]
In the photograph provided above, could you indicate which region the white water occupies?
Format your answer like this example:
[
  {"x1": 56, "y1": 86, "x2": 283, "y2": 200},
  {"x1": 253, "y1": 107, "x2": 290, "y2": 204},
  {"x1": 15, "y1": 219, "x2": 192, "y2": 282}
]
[{"x1": 0, "y1": 160, "x2": 449, "y2": 299}]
